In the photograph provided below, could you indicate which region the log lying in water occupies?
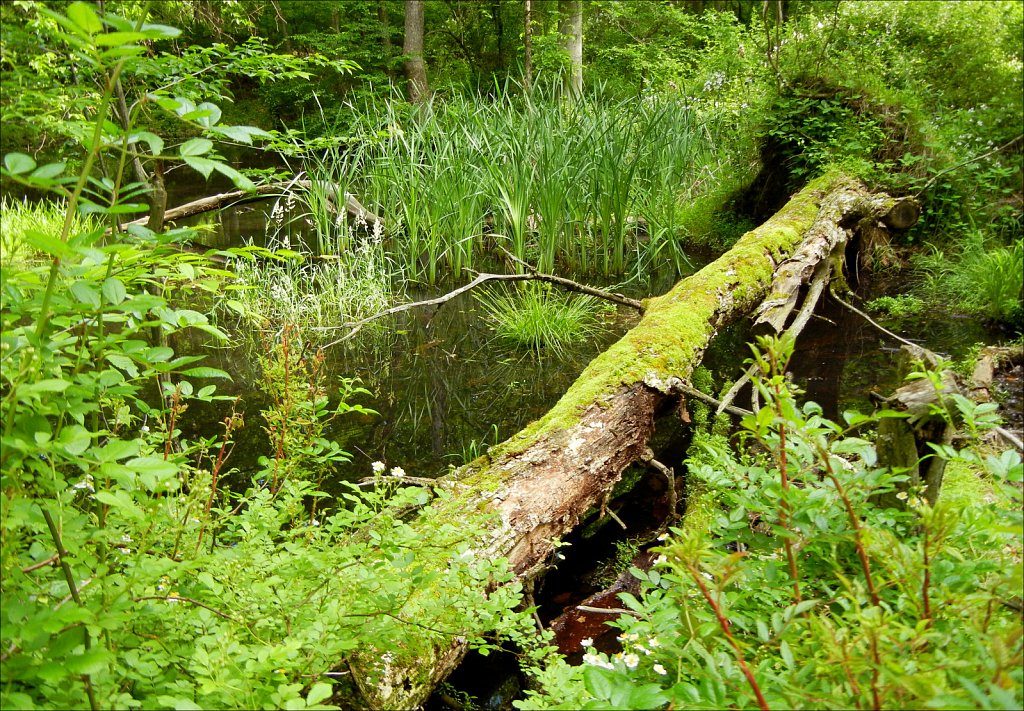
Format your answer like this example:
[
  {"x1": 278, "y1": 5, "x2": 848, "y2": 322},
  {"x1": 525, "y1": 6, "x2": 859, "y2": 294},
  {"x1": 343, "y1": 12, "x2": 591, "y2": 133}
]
[
  {"x1": 347, "y1": 172, "x2": 915, "y2": 709},
  {"x1": 125, "y1": 179, "x2": 382, "y2": 230}
]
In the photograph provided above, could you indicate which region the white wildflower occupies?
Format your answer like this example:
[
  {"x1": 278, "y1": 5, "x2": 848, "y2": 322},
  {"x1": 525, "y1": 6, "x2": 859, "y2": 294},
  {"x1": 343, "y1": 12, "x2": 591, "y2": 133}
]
[
  {"x1": 580, "y1": 638, "x2": 593, "y2": 648},
  {"x1": 648, "y1": 637, "x2": 660, "y2": 648},
  {"x1": 390, "y1": 466, "x2": 405, "y2": 477},
  {"x1": 371, "y1": 461, "x2": 386, "y2": 474},
  {"x1": 623, "y1": 653, "x2": 640, "y2": 670},
  {"x1": 653, "y1": 663, "x2": 667, "y2": 676}
]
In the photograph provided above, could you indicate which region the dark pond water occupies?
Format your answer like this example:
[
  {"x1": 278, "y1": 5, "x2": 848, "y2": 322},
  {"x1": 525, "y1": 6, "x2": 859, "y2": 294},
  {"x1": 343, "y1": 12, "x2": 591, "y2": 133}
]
[{"x1": 159, "y1": 170, "x2": 1002, "y2": 490}]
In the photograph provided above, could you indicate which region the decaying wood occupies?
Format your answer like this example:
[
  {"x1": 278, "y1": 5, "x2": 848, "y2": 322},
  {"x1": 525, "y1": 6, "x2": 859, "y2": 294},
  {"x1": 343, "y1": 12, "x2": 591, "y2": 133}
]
[
  {"x1": 873, "y1": 345, "x2": 959, "y2": 507},
  {"x1": 125, "y1": 179, "x2": 382, "y2": 230},
  {"x1": 345, "y1": 172, "x2": 911, "y2": 709}
]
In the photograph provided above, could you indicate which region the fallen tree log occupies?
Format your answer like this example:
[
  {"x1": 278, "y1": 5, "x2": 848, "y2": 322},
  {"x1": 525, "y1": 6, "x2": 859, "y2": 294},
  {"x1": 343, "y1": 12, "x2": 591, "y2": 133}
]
[
  {"x1": 346, "y1": 172, "x2": 912, "y2": 709},
  {"x1": 125, "y1": 179, "x2": 382, "y2": 230}
]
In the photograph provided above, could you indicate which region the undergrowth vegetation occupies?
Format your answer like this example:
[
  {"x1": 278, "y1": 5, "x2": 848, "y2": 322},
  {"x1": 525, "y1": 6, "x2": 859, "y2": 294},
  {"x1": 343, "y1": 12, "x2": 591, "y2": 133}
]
[
  {"x1": 517, "y1": 337, "x2": 1023, "y2": 710},
  {"x1": 1, "y1": 1, "x2": 1022, "y2": 709}
]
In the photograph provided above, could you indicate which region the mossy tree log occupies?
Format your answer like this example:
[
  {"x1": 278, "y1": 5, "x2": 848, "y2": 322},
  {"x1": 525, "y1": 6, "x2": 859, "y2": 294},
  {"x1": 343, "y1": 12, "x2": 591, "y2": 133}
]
[{"x1": 348, "y1": 172, "x2": 916, "y2": 709}]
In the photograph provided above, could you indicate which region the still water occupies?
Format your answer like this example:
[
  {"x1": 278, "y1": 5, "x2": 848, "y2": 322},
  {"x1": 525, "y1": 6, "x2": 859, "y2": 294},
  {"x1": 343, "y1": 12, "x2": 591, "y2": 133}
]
[{"x1": 160, "y1": 174, "x2": 997, "y2": 487}]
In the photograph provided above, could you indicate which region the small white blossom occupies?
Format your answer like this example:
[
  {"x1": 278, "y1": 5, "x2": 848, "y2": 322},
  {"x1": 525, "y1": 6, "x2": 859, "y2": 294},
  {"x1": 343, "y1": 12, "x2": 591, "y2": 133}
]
[
  {"x1": 648, "y1": 637, "x2": 660, "y2": 648},
  {"x1": 655, "y1": 554, "x2": 668, "y2": 566},
  {"x1": 582, "y1": 652, "x2": 614, "y2": 670},
  {"x1": 657, "y1": 532, "x2": 669, "y2": 541},
  {"x1": 653, "y1": 663, "x2": 667, "y2": 676},
  {"x1": 580, "y1": 637, "x2": 593, "y2": 648},
  {"x1": 623, "y1": 653, "x2": 640, "y2": 670},
  {"x1": 390, "y1": 466, "x2": 405, "y2": 477},
  {"x1": 371, "y1": 461, "x2": 386, "y2": 474},
  {"x1": 896, "y1": 491, "x2": 908, "y2": 501}
]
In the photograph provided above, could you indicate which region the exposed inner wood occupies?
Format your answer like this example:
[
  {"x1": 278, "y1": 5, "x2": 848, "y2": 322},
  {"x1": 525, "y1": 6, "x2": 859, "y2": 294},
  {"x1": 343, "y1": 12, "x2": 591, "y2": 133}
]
[{"x1": 344, "y1": 173, "x2": 916, "y2": 709}]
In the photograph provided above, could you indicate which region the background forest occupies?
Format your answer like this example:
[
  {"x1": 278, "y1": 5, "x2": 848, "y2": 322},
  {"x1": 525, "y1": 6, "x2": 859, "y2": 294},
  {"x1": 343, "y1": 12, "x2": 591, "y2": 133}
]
[{"x1": 1, "y1": 1, "x2": 1021, "y2": 709}]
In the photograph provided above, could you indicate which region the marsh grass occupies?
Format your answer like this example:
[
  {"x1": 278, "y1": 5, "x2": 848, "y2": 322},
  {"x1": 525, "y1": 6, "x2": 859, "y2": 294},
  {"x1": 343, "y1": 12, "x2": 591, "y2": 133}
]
[
  {"x1": 223, "y1": 233, "x2": 396, "y2": 340},
  {"x1": 915, "y1": 232, "x2": 1024, "y2": 329},
  {"x1": 474, "y1": 282, "x2": 607, "y2": 358},
  {"x1": 305, "y1": 83, "x2": 728, "y2": 284},
  {"x1": 0, "y1": 196, "x2": 97, "y2": 266}
]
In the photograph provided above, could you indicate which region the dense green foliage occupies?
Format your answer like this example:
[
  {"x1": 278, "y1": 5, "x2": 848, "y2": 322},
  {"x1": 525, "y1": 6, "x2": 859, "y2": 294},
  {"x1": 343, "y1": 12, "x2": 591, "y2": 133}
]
[
  {"x1": 2, "y1": 1, "x2": 1022, "y2": 709},
  {"x1": 518, "y1": 338, "x2": 1023, "y2": 710}
]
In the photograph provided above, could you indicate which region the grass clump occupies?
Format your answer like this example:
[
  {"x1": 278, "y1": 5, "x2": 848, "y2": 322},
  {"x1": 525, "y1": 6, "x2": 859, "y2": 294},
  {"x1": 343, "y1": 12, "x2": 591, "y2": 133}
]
[
  {"x1": 866, "y1": 294, "x2": 926, "y2": 318},
  {"x1": 914, "y1": 233, "x2": 1024, "y2": 331},
  {"x1": 222, "y1": 235, "x2": 396, "y2": 338},
  {"x1": 475, "y1": 283, "x2": 607, "y2": 358}
]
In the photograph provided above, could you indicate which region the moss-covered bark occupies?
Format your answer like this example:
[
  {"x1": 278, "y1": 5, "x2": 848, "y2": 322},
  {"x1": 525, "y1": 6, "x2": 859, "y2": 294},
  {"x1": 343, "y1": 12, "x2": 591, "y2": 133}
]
[{"x1": 349, "y1": 171, "x2": 901, "y2": 709}]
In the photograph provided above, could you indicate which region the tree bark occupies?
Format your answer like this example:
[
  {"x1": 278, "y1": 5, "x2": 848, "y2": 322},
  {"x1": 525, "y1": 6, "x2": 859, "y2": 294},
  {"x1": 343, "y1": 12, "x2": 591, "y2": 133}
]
[
  {"x1": 377, "y1": 0, "x2": 393, "y2": 71},
  {"x1": 558, "y1": 0, "x2": 582, "y2": 95},
  {"x1": 403, "y1": 0, "x2": 430, "y2": 103},
  {"x1": 346, "y1": 172, "x2": 907, "y2": 709}
]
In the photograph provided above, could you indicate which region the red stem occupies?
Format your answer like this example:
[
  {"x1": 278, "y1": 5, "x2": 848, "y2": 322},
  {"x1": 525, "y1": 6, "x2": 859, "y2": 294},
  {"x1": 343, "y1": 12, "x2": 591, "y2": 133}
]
[
  {"x1": 921, "y1": 527, "x2": 932, "y2": 625},
  {"x1": 687, "y1": 562, "x2": 770, "y2": 711},
  {"x1": 772, "y1": 379, "x2": 802, "y2": 605}
]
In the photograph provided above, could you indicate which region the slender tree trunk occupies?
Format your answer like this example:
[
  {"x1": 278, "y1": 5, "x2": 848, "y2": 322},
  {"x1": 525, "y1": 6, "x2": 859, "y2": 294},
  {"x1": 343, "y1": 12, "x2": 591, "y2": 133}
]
[
  {"x1": 403, "y1": 0, "x2": 430, "y2": 103},
  {"x1": 558, "y1": 0, "x2": 582, "y2": 95},
  {"x1": 270, "y1": 0, "x2": 292, "y2": 52},
  {"x1": 492, "y1": 0, "x2": 506, "y2": 71},
  {"x1": 523, "y1": 0, "x2": 533, "y2": 89},
  {"x1": 378, "y1": 0, "x2": 393, "y2": 69}
]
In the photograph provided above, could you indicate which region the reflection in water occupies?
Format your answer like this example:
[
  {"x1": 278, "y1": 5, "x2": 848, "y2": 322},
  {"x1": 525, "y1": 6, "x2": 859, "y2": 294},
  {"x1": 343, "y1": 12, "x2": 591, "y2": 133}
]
[{"x1": 173, "y1": 288, "x2": 638, "y2": 485}]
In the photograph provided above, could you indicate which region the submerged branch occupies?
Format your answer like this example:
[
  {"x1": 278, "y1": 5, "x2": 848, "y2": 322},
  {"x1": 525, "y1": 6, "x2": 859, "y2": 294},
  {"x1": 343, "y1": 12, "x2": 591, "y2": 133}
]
[{"x1": 322, "y1": 271, "x2": 644, "y2": 348}]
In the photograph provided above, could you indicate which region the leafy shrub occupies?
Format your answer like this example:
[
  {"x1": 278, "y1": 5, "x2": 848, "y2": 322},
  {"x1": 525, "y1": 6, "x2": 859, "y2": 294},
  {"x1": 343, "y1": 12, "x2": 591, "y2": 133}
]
[{"x1": 517, "y1": 336, "x2": 1023, "y2": 710}]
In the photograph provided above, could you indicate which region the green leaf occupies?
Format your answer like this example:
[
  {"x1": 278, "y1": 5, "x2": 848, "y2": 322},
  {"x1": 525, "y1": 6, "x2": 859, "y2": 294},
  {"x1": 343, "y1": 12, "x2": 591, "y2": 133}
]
[
  {"x1": 65, "y1": 648, "x2": 110, "y2": 675},
  {"x1": 66, "y1": 2, "x2": 103, "y2": 35},
  {"x1": 181, "y1": 367, "x2": 232, "y2": 380},
  {"x1": 134, "y1": 131, "x2": 164, "y2": 157},
  {"x1": 155, "y1": 698, "x2": 202, "y2": 711},
  {"x1": 106, "y1": 354, "x2": 139, "y2": 378},
  {"x1": 4, "y1": 152, "x2": 36, "y2": 175},
  {"x1": 126, "y1": 457, "x2": 178, "y2": 478},
  {"x1": 21, "y1": 379, "x2": 71, "y2": 396},
  {"x1": 70, "y1": 281, "x2": 101, "y2": 309},
  {"x1": 780, "y1": 639, "x2": 795, "y2": 668},
  {"x1": 93, "y1": 31, "x2": 147, "y2": 46},
  {"x1": 141, "y1": 23, "x2": 182, "y2": 39},
  {"x1": 30, "y1": 162, "x2": 66, "y2": 180},
  {"x1": 583, "y1": 666, "x2": 614, "y2": 700},
  {"x1": 306, "y1": 682, "x2": 333, "y2": 706},
  {"x1": 102, "y1": 277, "x2": 127, "y2": 305},
  {"x1": 195, "y1": 102, "x2": 222, "y2": 128},
  {"x1": 213, "y1": 162, "x2": 255, "y2": 191},
  {"x1": 627, "y1": 684, "x2": 669, "y2": 709},
  {"x1": 22, "y1": 230, "x2": 73, "y2": 259},
  {"x1": 180, "y1": 138, "x2": 213, "y2": 157},
  {"x1": 211, "y1": 125, "x2": 272, "y2": 144},
  {"x1": 183, "y1": 156, "x2": 216, "y2": 179}
]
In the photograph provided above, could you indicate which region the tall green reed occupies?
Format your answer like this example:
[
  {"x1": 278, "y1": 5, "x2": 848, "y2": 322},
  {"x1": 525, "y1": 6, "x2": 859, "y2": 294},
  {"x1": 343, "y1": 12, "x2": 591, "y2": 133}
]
[{"x1": 306, "y1": 82, "x2": 728, "y2": 284}]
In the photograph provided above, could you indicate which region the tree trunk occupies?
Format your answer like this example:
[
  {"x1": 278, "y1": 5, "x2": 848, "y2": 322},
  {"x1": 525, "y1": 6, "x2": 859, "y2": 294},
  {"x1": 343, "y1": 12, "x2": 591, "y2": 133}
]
[
  {"x1": 403, "y1": 0, "x2": 430, "y2": 103},
  {"x1": 346, "y1": 172, "x2": 909, "y2": 709},
  {"x1": 378, "y1": 0, "x2": 393, "y2": 71},
  {"x1": 558, "y1": 0, "x2": 582, "y2": 95},
  {"x1": 523, "y1": 0, "x2": 533, "y2": 89}
]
